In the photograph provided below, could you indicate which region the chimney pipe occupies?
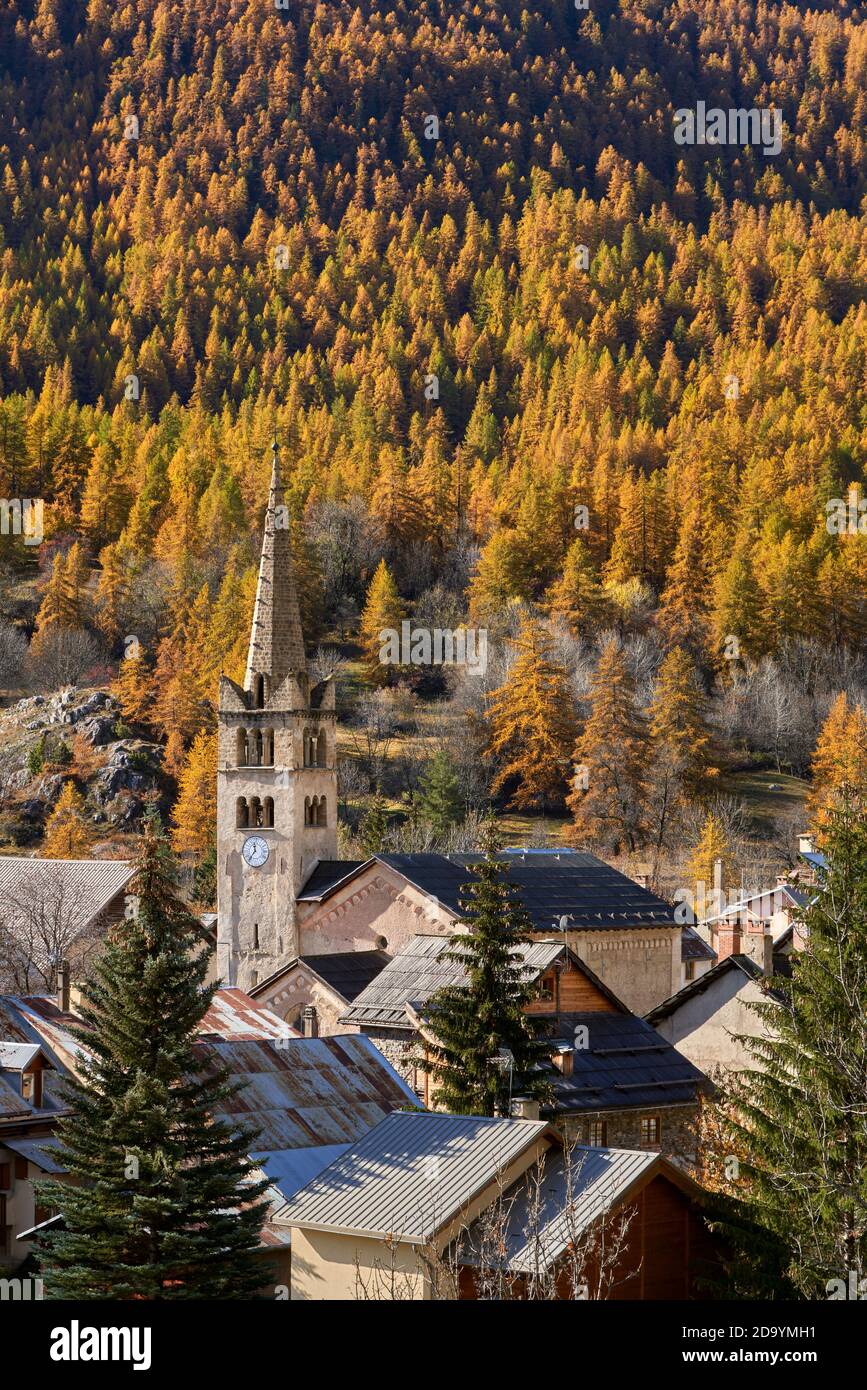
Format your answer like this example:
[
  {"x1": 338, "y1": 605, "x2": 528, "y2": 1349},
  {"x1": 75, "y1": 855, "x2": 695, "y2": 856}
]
[
  {"x1": 57, "y1": 959, "x2": 70, "y2": 1013},
  {"x1": 301, "y1": 1005, "x2": 318, "y2": 1038},
  {"x1": 511, "y1": 1096, "x2": 541, "y2": 1121}
]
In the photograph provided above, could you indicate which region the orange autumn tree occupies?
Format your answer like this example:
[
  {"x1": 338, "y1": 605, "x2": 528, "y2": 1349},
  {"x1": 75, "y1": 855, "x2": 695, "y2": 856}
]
[
  {"x1": 808, "y1": 693, "x2": 867, "y2": 834},
  {"x1": 567, "y1": 639, "x2": 646, "y2": 854},
  {"x1": 359, "y1": 559, "x2": 404, "y2": 684},
  {"x1": 485, "y1": 618, "x2": 576, "y2": 813},
  {"x1": 171, "y1": 730, "x2": 217, "y2": 858},
  {"x1": 42, "y1": 781, "x2": 91, "y2": 859}
]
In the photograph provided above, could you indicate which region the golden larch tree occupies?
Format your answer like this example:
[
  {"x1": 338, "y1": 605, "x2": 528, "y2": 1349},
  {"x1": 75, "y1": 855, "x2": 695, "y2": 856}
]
[
  {"x1": 42, "y1": 781, "x2": 91, "y2": 859},
  {"x1": 567, "y1": 639, "x2": 647, "y2": 854},
  {"x1": 485, "y1": 618, "x2": 577, "y2": 812}
]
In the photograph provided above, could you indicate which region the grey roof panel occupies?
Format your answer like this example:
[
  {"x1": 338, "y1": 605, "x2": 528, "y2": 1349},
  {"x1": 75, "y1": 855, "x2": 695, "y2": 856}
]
[
  {"x1": 299, "y1": 950, "x2": 391, "y2": 1002},
  {"x1": 282, "y1": 1110, "x2": 548, "y2": 1242},
  {"x1": 543, "y1": 1012, "x2": 707, "y2": 1111},
  {"x1": 340, "y1": 934, "x2": 567, "y2": 1029},
  {"x1": 460, "y1": 1146, "x2": 659, "y2": 1272}
]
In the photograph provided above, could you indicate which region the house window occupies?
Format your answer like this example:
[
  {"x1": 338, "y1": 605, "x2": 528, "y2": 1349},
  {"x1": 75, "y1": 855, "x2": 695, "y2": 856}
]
[
  {"x1": 588, "y1": 1120, "x2": 607, "y2": 1147},
  {"x1": 685, "y1": 960, "x2": 696, "y2": 981},
  {"x1": 536, "y1": 973, "x2": 555, "y2": 1003},
  {"x1": 640, "y1": 1116, "x2": 660, "y2": 1148},
  {"x1": 21, "y1": 1071, "x2": 43, "y2": 1107},
  {"x1": 0, "y1": 1163, "x2": 10, "y2": 1191}
]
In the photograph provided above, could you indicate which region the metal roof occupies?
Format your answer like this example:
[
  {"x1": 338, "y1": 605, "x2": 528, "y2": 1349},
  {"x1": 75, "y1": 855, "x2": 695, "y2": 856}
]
[
  {"x1": 376, "y1": 854, "x2": 677, "y2": 931},
  {"x1": 341, "y1": 935, "x2": 574, "y2": 1030},
  {"x1": 0, "y1": 1072, "x2": 32, "y2": 1118},
  {"x1": 282, "y1": 1110, "x2": 549, "y2": 1243},
  {"x1": 254, "y1": 1143, "x2": 352, "y2": 1211},
  {"x1": 198, "y1": 988, "x2": 299, "y2": 1041},
  {"x1": 194, "y1": 1034, "x2": 419, "y2": 1151},
  {"x1": 0, "y1": 1042, "x2": 43, "y2": 1069},
  {"x1": 0, "y1": 857, "x2": 133, "y2": 933},
  {"x1": 299, "y1": 950, "x2": 391, "y2": 1002},
  {"x1": 1, "y1": 1134, "x2": 65, "y2": 1172},
  {"x1": 541, "y1": 1012, "x2": 707, "y2": 1111},
  {"x1": 460, "y1": 1146, "x2": 663, "y2": 1273}
]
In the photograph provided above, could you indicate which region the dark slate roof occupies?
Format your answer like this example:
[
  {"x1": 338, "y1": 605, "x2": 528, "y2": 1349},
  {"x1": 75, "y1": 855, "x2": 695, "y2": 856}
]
[
  {"x1": 297, "y1": 860, "x2": 366, "y2": 901},
  {"x1": 682, "y1": 926, "x2": 717, "y2": 962},
  {"x1": 299, "y1": 950, "x2": 391, "y2": 1003},
  {"x1": 644, "y1": 954, "x2": 770, "y2": 1024},
  {"x1": 541, "y1": 1012, "x2": 707, "y2": 1113},
  {"x1": 376, "y1": 852, "x2": 676, "y2": 931}
]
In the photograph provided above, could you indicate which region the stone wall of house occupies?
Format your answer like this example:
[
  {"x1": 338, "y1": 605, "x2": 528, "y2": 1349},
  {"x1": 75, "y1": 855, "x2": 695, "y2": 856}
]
[
  {"x1": 557, "y1": 1103, "x2": 700, "y2": 1169},
  {"x1": 362, "y1": 1027, "x2": 423, "y2": 1097},
  {"x1": 298, "y1": 868, "x2": 454, "y2": 958},
  {"x1": 564, "y1": 927, "x2": 681, "y2": 1014}
]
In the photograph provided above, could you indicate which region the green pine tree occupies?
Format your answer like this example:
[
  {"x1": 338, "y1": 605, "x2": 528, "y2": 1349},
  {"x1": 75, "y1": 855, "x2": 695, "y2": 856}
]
[
  {"x1": 35, "y1": 820, "x2": 269, "y2": 1299},
  {"x1": 416, "y1": 749, "x2": 463, "y2": 840},
  {"x1": 359, "y1": 793, "x2": 390, "y2": 855},
  {"x1": 415, "y1": 826, "x2": 552, "y2": 1116},
  {"x1": 707, "y1": 795, "x2": 867, "y2": 1298}
]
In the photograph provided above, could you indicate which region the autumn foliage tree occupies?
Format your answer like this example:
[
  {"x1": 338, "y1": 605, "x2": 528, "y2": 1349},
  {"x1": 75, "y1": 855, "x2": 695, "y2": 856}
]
[
  {"x1": 567, "y1": 640, "x2": 646, "y2": 854},
  {"x1": 485, "y1": 619, "x2": 576, "y2": 813}
]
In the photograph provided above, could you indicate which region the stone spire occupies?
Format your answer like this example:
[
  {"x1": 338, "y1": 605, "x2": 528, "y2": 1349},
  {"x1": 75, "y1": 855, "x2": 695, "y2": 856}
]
[{"x1": 244, "y1": 438, "x2": 307, "y2": 693}]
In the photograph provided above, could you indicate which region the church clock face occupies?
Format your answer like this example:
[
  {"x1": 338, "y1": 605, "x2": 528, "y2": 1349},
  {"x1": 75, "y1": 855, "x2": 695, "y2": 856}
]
[{"x1": 242, "y1": 835, "x2": 269, "y2": 868}]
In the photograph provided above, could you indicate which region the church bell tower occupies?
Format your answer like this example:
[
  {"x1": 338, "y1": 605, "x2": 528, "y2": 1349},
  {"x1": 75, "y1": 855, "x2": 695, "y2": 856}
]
[{"x1": 216, "y1": 440, "x2": 337, "y2": 989}]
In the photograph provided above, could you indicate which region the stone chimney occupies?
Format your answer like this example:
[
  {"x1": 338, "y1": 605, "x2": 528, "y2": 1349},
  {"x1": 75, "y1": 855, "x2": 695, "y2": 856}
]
[
  {"x1": 798, "y1": 833, "x2": 814, "y2": 855},
  {"x1": 56, "y1": 959, "x2": 70, "y2": 1014},
  {"x1": 632, "y1": 862, "x2": 651, "y2": 890},
  {"x1": 511, "y1": 1096, "x2": 541, "y2": 1121},
  {"x1": 301, "y1": 1004, "x2": 318, "y2": 1038},
  {"x1": 743, "y1": 918, "x2": 774, "y2": 975}
]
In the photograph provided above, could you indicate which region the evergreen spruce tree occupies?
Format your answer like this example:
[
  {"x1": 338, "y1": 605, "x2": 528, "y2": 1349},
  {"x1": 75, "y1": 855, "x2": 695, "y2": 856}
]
[
  {"x1": 415, "y1": 826, "x2": 552, "y2": 1116},
  {"x1": 359, "y1": 792, "x2": 390, "y2": 855},
  {"x1": 35, "y1": 821, "x2": 269, "y2": 1299},
  {"x1": 707, "y1": 797, "x2": 867, "y2": 1298},
  {"x1": 416, "y1": 748, "x2": 463, "y2": 839}
]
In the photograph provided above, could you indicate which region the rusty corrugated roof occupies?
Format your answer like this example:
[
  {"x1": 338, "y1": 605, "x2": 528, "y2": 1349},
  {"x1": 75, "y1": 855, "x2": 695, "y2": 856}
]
[{"x1": 194, "y1": 1035, "x2": 419, "y2": 1150}]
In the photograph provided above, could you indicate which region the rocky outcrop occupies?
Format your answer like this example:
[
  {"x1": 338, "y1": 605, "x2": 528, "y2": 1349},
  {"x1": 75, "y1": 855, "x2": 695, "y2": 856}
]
[{"x1": 0, "y1": 687, "x2": 173, "y2": 846}]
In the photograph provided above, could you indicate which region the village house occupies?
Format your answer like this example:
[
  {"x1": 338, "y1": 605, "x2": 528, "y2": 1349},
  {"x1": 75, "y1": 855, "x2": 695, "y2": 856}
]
[
  {"x1": 0, "y1": 974, "x2": 417, "y2": 1289},
  {"x1": 282, "y1": 1109, "x2": 718, "y2": 1300},
  {"x1": 645, "y1": 953, "x2": 786, "y2": 1077},
  {"x1": 339, "y1": 934, "x2": 707, "y2": 1166}
]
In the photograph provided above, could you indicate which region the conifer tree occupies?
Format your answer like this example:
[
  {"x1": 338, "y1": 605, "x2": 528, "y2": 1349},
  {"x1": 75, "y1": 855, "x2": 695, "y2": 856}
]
[
  {"x1": 416, "y1": 748, "x2": 463, "y2": 839},
  {"x1": 686, "y1": 812, "x2": 736, "y2": 909},
  {"x1": 416, "y1": 827, "x2": 551, "y2": 1116},
  {"x1": 485, "y1": 618, "x2": 576, "y2": 812},
  {"x1": 567, "y1": 639, "x2": 646, "y2": 853},
  {"x1": 708, "y1": 798, "x2": 867, "y2": 1298},
  {"x1": 171, "y1": 730, "x2": 217, "y2": 858},
  {"x1": 359, "y1": 793, "x2": 390, "y2": 855},
  {"x1": 359, "y1": 559, "x2": 404, "y2": 685},
  {"x1": 111, "y1": 650, "x2": 154, "y2": 728},
  {"x1": 649, "y1": 646, "x2": 716, "y2": 797},
  {"x1": 36, "y1": 822, "x2": 269, "y2": 1299},
  {"x1": 544, "y1": 536, "x2": 610, "y2": 636},
  {"x1": 808, "y1": 693, "x2": 867, "y2": 833},
  {"x1": 41, "y1": 780, "x2": 91, "y2": 859}
]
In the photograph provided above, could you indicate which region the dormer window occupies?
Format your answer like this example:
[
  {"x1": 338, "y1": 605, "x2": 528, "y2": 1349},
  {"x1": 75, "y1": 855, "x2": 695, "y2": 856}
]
[{"x1": 21, "y1": 1069, "x2": 43, "y2": 1108}]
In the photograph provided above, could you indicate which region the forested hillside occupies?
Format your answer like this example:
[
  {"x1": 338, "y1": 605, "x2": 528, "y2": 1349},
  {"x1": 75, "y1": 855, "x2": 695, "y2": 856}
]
[{"x1": 1, "y1": 0, "x2": 866, "y2": 886}]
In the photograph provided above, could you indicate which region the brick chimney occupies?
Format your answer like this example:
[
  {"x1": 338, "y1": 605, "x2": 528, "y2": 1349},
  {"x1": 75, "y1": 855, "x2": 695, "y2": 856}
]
[{"x1": 716, "y1": 916, "x2": 742, "y2": 961}]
